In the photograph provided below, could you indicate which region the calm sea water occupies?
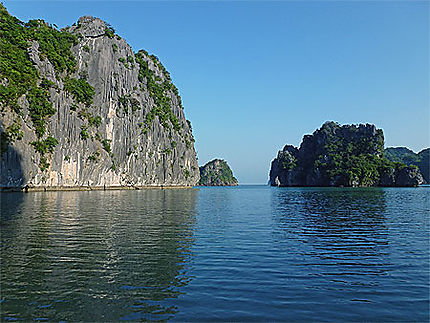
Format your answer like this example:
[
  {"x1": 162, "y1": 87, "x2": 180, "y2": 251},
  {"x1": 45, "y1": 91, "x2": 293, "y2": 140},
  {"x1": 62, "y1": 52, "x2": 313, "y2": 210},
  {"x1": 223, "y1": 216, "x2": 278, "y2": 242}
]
[{"x1": 1, "y1": 186, "x2": 429, "y2": 322}]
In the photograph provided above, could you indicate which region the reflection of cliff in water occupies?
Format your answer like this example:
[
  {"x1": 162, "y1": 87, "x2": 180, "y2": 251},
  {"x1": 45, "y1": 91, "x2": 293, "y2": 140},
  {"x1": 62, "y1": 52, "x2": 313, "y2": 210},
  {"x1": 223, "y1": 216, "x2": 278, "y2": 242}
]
[
  {"x1": 0, "y1": 189, "x2": 198, "y2": 321},
  {"x1": 272, "y1": 188, "x2": 389, "y2": 278}
]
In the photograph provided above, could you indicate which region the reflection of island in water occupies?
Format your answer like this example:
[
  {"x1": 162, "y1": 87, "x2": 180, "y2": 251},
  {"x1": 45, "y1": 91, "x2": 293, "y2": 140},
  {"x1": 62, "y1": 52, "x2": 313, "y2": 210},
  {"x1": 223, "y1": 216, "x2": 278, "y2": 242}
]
[
  {"x1": 1, "y1": 189, "x2": 198, "y2": 322},
  {"x1": 272, "y1": 188, "x2": 389, "y2": 283}
]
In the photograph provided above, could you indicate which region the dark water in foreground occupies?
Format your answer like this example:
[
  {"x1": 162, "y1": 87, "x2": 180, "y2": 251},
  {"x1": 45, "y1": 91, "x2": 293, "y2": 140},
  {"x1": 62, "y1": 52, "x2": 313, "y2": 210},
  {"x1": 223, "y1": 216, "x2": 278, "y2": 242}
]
[{"x1": 1, "y1": 186, "x2": 429, "y2": 322}]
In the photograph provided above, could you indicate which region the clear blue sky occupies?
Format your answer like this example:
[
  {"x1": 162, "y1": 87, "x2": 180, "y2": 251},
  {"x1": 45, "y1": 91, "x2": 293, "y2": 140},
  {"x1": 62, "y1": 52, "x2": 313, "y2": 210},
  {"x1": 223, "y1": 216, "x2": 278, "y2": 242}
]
[{"x1": 4, "y1": 1, "x2": 429, "y2": 184}]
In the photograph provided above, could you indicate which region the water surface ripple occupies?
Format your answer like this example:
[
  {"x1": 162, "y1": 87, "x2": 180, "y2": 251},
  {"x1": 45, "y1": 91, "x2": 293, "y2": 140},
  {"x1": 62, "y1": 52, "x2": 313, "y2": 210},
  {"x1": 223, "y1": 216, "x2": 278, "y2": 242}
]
[{"x1": 1, "y1": 186, "x2": 429, "y2": 321}]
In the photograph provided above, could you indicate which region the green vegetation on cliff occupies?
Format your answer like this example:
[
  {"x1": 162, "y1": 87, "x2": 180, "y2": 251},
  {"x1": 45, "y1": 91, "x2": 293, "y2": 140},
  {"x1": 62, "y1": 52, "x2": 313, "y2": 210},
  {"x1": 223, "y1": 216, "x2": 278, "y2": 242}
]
[
  {"x1": 199, "y1": 159, "x2": 238, "y2": 186},
  {"x1": 64, "y1": 77, "x2": 95, "y2": 106},
  {"x1": 31, "y1": 136, "x2": 58, "y2": 155},
  {"x1": 309, "y1": 122, "x2": 388, "y2": 186},
  {"x1": 385, "y1": 147, "x2": 419, "y2": 164},
  {"x1": 0, "y1": 4, "x2": 39, "y2": 113},
  {"x1": 0, "y1": 4, "x2": 78, "y2": 113},
  {"x1": 27, "y1": 86, "x2": 57, "y2": 136},
  {"x1": 0, "y1": 3, "x2": 92, "y2": 151},
  {"x1": 135, "y1": 51, "x2": 182, "y2": 132},
  {"x1": 26, "y1": 19, "x2": 78, "y2": 74},
  {"x1": 385, "y1": 147, "x2": 429, "y2": 183},
  {"x1": 270, "y1": 122, "x2": 424, "y2": 187}
]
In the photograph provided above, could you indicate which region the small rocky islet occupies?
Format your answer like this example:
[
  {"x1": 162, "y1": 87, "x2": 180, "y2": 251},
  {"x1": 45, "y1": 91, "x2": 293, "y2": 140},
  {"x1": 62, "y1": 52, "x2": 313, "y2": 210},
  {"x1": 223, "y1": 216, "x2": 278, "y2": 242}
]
[
  {"x1": 269, "y1": 121, "x2": 425, "y2": 187},
  {"x1": 198, "y1": 159, "x2": 238, "y2": 186}
]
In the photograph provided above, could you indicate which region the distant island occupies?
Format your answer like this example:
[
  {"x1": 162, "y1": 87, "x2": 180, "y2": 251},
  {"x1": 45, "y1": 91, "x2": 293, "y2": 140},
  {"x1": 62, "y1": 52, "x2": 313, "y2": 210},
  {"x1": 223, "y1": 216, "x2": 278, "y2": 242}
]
[
  {"x1": 0, "y1": 6, "x2": 199, "y2": 190},
  {"x1": 270, "y1": 121, "x2": 425, "y2": 187},
  {"x1": 199, "y1": 159, "x2": 238, "y2": 186},
  {"x1": 385, "y1": 147, "x2": 429, "y2": 183}
]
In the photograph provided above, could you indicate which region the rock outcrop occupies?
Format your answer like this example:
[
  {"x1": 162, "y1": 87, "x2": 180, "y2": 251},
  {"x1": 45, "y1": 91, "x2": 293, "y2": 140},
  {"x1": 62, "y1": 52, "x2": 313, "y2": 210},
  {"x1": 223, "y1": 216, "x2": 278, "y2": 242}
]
[
  {"x1": 417, "y1": 149, "x2": 429, "y2": 183},
  {"x1": 0, "y1": 7, "x2": 199, "y2": 189},
  {"x1": 270, "y1": 121, "x2": 424, "y2": 187},
  {"x1": 198, "y1": 159, "x2": 238, "y2": 186},
  {"x1": 385, "y1": 147, "x2": 429, "y2": 183}
]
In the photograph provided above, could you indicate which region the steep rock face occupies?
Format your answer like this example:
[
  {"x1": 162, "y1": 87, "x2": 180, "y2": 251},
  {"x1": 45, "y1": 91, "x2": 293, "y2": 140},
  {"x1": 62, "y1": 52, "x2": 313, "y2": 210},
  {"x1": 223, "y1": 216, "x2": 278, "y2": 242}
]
[
  {"x1": 385, "y1": 147, "x2": 429, "y2": 183},
  {"x1": 1, "y1": 10, "x2": 199, "y2": 189},
  {"x1": 269, "y1": 145, "x2": 302, "y2": 186},
  {"x1": 198, "y1": 159, "x2": 238, "y2": 186},
  {"x1": 394, "y1": 167, "x2": 423, "y2": 187},
  {"x1": 417, "y1": 149, "x2": 429, "y2": 183},
  {"x1": 270, "y1": 122, "x2": 424, "y2": 187}
]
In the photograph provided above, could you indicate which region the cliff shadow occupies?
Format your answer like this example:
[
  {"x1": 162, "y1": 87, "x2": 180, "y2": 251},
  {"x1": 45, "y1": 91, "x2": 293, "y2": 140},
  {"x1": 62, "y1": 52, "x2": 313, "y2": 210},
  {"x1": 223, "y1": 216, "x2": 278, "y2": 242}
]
[{"x1": 0, "y1": 121, "x2": 26, "y2": 190}]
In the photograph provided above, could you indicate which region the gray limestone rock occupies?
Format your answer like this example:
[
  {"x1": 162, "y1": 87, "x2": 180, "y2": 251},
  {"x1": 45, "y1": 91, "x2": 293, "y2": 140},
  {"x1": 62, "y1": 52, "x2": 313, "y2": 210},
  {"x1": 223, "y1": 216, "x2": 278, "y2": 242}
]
[{"x1": 1, "y1": 15, "x2": 199, "y2": 189}]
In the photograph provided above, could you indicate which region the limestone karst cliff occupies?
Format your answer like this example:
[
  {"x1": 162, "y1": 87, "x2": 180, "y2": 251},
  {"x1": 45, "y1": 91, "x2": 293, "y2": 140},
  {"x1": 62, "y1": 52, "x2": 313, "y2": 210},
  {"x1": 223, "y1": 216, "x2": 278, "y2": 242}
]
[
  {"x1": 198, "y1": 159, "x2": 238, "y2": 186},
  {"x1": 269, "y1": 122, "x2": 424, "y2": 187},
  {"x1": 0, "y1": 6, "x2": 199, "y2": 189},
  {"x1": 385, "y1": 147, "x2": 429, "y2": 183}
]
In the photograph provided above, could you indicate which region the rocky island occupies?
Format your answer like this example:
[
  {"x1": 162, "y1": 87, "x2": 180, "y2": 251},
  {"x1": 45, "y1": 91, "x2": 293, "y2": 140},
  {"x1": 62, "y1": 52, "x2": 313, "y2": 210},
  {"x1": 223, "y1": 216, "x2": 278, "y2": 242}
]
[
  {"x1": 198, "y1": 159, "x2": 238, "y2": 186},
  {"x1": 0, "y1": 6, "x2": 199, "y2": 190},
  {"x1": 270, "y1": 122, "x2": 424, "y2": 187},
  {"x1": 385, "y1": 147, "x2": 429, "y2": 183}
]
